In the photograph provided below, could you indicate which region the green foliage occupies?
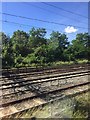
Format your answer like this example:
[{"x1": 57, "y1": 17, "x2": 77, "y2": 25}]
[
  {"x1": 49, "y1": 31, "x2": 69, "y2": 61},
  {"x1": 29, "y1": 28, "x2": 47, "y2": 48},
  {"x1": 72, "y1": 92, "x2": 89, "y2": 118},
  {"x1": 71, "y1": 33, "x2": 89, "y2": 59},
  {"x1": 1, "y1": 28, "x2": 89, "y2": 68},
  {"x1": 0, "y1": 32, "x2": 10, "y2": 45},
  {"x1": 11, "y1": 30, "x2": 30, "y2": 57}
]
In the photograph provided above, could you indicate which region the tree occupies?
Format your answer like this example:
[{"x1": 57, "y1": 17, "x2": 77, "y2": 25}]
[
  {"x1": 1, "y1": 32, "x2": 14, "y2": 68},
  {"x1": 71, "y1": 33, "x2": 89, "y2": 60},
  {"x1": 49, "y1": 31, "x2": 69, "y2": 61},
  {"x1": 29, "y1": 28, "x2": 47, "y2": 48},
  {"x1": 2, "y1": 43, "x2": 14, "y2": 68},
  {"x1": 2, "y1": 29, "x2": 89, "y2": 68},
  {"x1": 0, "y1": 32, "x2": 10, "y2": 45},
  {"x1": 11, "y1": 30, "x2": 30, "y2": 57}
]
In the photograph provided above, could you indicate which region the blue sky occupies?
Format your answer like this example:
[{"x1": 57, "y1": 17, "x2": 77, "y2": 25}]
[{"x1": 2, "y1": 2, "x2": 88, "y2": 42}]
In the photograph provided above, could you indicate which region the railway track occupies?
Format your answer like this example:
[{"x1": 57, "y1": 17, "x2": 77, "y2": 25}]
[
  {"x1": 0, "y1": 64, "x2": 89, "y2": 118},
  {"x1": 0, "y1": 67, "x2": 88, "y2": 83},
  {"x1": 0, "y1": 70, "x2": 89, "y2": 87},
  {"x1": 1, "y1": 63, "x2": 89, "y2": 78},
  {"x1": 2, "y1": 63, "x2": 89, "y2": 72},
  {"x1": 0, "y1": 64, "x2": 89, "y2": 85},
  {"x1": 0, "y1": 70, "x2": 89, "y2": 100},
  {"x1": 0, "y1": 80, "x2": 89, "y2": 107},
  {"x1": 0, "y1": 83, "x2": 89, "y2": 118}
]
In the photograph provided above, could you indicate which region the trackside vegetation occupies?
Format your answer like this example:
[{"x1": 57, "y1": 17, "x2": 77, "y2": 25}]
[{"x1": 1, "y1": 28, "x2": 90, "y2": 68}]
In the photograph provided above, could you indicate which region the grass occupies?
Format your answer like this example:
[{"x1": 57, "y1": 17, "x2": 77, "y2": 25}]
[
  {"x1": 3, "y1": 59, "x2": 89, "y2": 69},
  {"x1": 72, "y1": 92, "x2": 90, "y2": 118},
  {"x1": 10, "y1": 91, "x2": 90, "y2": 118}
]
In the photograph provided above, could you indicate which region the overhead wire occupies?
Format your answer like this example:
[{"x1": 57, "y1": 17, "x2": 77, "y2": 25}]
[
  {"x1": 41, "y1": 2, "x2": 88, "y2": 19},
  {"x1": 0, "y1": 19, "x2": 63, "y2": 32},
  {"x1": 23, "y1": 2, "x2": 87, "y2": 24},
  {"x1": 1, "y1": 12, "x2": 88, "y2": 29}
]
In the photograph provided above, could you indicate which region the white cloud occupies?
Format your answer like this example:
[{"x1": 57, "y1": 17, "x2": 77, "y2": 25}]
[{"x1": 64, "y1": 26, "x2": 78, "y2": 33}]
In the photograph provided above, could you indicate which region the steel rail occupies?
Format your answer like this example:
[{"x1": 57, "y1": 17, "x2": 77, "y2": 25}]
[
  {"x1": 1, "y1": 88, "x2": 89, "y2": 118},
  {"x1": 0, "y1": 70, "x2": 89, "y2": 90},
  {"x1": 0, "y1": 81, "x2": 89, "y2": 108},
  {"x1": 2, "y1": 63, "x2": 89, "y2": 75},
  {"x1": 1, "y1": 66, "x2": 87, "y2": 80}
]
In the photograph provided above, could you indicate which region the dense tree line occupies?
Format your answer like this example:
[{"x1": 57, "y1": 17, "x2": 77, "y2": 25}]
[{"x1": 1, "y1": 28, "x2": 90, "y2": 68}]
